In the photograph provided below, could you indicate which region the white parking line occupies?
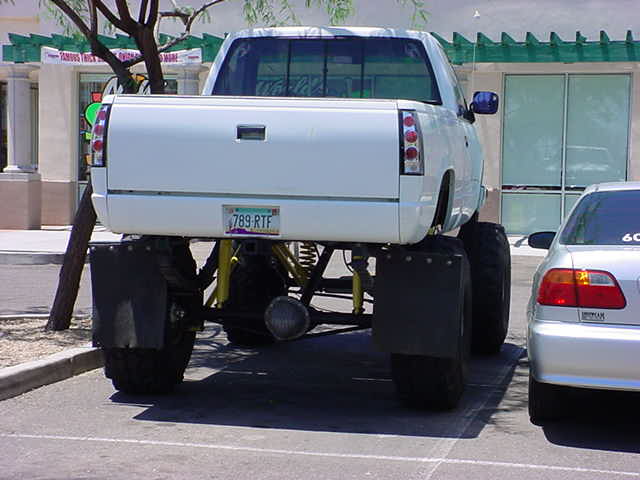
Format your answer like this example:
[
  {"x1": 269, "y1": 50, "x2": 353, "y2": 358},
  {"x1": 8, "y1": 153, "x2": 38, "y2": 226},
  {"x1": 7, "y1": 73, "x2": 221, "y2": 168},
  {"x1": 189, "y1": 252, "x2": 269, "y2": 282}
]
[
  {"x1": 1, "y1": 433, "x2": 637, "y2": 477},
  {"x1": 351, "y1": 377, "x2": 393, "y2": 382},
  {"x1": 418, "y1": 345, "x2": 527, "y2": 479}
]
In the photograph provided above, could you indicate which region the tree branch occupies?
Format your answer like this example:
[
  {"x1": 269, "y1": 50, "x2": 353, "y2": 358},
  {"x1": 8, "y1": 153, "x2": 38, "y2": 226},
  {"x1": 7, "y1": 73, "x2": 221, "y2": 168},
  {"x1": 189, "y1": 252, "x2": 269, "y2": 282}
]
[
  {"x1": 94, "y1": 0, "x2": 127, "y2": 31},
  {"x1": 185, "y1": 0, "x2": 227, "y2": 31},
  {"x1": 115, "y1": 0, "x2": 137, "y2": 31},
  {"x1": 88, "y1": 0, "x2": 97, "y2": 35},
  {"x1": 48, "y1": 0, "x2": 91, "y2": 37},
  {"x1": 145, "y1": 0, "x2": 159, "y2": 28},
  {"x1": 138, "y1": 0, "x2": 149, "y2": 24},
  {"x1": 159, "y1": 10, "x2": 189, "y2": 26},
  {"x1": 120, "y1": 0, "x2": 227, "y2": 69}
]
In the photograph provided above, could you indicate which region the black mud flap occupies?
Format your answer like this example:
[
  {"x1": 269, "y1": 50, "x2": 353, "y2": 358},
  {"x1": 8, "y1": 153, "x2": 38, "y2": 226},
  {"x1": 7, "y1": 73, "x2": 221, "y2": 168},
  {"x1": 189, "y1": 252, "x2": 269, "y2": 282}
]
[
  {"x1": 90, "y1": 242, "x2": 167, "y2": 349},
  {"x1": 373, "y1": 249, "x2": 463, "y2": 358}
]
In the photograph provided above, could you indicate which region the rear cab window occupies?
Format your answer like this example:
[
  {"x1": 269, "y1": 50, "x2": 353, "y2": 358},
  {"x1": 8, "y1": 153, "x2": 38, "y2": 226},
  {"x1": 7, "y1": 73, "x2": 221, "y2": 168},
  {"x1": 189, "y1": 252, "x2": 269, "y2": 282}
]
[
  {"x1": 560, "y1": 190, "x2": 640, "y2": 245},
  {"x1": 212, "y1": 37, "x2": 441, "y2": 104}
]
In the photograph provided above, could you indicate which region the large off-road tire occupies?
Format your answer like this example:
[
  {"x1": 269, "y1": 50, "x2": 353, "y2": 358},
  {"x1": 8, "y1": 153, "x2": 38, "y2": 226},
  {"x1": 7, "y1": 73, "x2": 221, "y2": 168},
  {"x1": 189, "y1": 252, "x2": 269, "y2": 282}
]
[
  {"x1": 104, "y1": 323, "x2": 196, "y2": 394},
  {"x1": 223, "y1": 254, "x2": 287, "y2": 347},
  {"x1": 103, "y1": 240, "x2": 199, "y2": 394},
  {"x1": 392, "y1": 236, "x2": 472, "y2": 410},
  {"x1": 459, "y1": 220, "x2": 511, "y2": 354},
  {"x1": 528, "y1": 375, "x2": 565, "y2": 426}
]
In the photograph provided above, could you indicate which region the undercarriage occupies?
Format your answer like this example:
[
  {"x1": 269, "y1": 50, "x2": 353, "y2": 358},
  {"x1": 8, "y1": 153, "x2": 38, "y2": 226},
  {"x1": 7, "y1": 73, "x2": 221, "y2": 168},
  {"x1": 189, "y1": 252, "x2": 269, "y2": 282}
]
[{"x1": 90, "y1": 219, "x2": 511, "y2": 410}]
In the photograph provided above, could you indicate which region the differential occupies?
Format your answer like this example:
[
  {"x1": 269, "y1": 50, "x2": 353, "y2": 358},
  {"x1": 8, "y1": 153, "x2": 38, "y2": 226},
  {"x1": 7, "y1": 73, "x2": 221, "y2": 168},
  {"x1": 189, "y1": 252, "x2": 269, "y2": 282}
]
[{"x1": 264, "y1": 296, "x2": 310, "y2": 341}]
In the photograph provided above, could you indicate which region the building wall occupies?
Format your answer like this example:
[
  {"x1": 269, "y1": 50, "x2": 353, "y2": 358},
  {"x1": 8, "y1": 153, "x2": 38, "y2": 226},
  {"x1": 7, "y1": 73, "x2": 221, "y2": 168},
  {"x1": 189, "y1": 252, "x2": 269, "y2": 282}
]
[{"x1": 469, "y1": 61, "x2": 638, "y2": 225}]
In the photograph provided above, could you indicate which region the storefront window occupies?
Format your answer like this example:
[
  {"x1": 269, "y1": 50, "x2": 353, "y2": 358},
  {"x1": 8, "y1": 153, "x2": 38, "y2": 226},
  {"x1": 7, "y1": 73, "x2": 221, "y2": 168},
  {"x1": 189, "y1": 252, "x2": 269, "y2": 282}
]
[
  {"x1": 501, "y1": 74, "x2": 630, "y2": 235},
  {"x1": 77, "y1": 73, "x2": 177, "y2": 187}
]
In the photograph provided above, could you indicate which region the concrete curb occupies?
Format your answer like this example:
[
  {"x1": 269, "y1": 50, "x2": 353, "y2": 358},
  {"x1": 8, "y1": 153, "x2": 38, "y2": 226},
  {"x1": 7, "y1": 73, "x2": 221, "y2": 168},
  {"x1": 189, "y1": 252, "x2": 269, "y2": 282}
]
[
  {"x1": 0, "y1": 314, "x2": 91, "y2": 321},
  {"x1": 0, "y1": 345, "x2": 104, "y2": 402},
  {"x1": 0, "y1": 251, "x2": 67, "y2": 265}
]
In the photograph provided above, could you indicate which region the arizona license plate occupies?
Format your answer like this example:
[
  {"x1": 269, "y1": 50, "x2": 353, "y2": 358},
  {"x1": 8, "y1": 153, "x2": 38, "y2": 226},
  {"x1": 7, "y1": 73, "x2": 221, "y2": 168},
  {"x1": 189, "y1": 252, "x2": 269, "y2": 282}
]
[{"x1": 223, "y1": 205, "x2": 280, "y2": 236}]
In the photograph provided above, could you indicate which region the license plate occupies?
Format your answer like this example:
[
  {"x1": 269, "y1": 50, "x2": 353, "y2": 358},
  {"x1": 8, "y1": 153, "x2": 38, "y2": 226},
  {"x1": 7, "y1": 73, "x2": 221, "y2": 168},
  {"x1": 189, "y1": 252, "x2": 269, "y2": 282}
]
[{"x1": 223, "y1": 205, "x2": 280, "y2": 236}]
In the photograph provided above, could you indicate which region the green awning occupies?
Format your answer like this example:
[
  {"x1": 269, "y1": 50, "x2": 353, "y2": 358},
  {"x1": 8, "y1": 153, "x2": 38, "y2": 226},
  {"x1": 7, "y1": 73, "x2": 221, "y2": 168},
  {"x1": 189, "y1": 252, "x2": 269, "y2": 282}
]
[
  {"x1": 433, "y1": 30, "x2": 639, "y2": 64},
  {"x1": 3, "y1": 30, "x2": 638, "y2": 65},
  {"x1": 2, "y1": 33, "x2": 223, "y2": 63}
]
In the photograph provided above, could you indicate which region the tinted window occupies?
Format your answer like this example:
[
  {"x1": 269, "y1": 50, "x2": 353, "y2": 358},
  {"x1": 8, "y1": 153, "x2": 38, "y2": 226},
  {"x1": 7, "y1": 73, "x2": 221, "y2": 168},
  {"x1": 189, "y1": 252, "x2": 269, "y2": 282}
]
[
  {"x1": 560, "y1": 190, "x2": 640, "y2": 245},
  {"x1": 213, "y1": 37, "x2": 441, "y2": 104}
]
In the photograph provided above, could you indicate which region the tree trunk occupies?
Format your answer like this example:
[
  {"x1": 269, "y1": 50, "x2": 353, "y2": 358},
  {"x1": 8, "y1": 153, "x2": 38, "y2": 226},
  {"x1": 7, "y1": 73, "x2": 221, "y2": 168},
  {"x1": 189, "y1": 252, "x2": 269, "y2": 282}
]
[
  {"x1": 46, "y1": 183, "x2": 97, "y2": 331},
  {"x1": 136, "y1": 28, "x2": 166, "y2": 94}
]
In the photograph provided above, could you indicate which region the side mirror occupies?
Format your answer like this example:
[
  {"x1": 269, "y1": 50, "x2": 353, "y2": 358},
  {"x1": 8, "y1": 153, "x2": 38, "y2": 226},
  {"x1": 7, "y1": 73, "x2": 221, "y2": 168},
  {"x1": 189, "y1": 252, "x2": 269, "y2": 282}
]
[
  {"x1": 528, "y1": 231, "x2": 556, "y2": 250},
  {"x1": 470, "y1": 91, "x2": 499, "y2": 115}
]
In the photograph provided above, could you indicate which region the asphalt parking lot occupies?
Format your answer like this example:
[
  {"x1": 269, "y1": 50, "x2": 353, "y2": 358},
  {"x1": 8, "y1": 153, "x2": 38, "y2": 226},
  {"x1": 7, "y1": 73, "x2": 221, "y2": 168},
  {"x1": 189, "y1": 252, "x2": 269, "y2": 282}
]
[{"x1": 1, "y1": 253, "x2": 639, "y2": 479}]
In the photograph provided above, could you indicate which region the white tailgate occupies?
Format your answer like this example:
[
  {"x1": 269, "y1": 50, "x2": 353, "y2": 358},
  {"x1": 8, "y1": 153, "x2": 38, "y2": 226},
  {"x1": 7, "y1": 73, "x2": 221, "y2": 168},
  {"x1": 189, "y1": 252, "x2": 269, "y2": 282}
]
[{"x1": 106, "y1": 96, "x2": 400, "y2": 199}]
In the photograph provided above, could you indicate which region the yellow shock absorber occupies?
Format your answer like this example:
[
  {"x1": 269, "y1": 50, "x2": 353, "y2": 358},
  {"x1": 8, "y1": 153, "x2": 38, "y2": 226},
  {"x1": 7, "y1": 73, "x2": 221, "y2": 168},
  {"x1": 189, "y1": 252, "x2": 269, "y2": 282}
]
[
  {"x1": 204, "y1": 253, "x2": 239, "y2": 307},
  {"x1": 214, "y1": 240, "x2": 234, "y2": 307},
  {"x1": 272, "y1": 243, "x2": 309, "y2": 287},
  {"x1": 352, "y1": 269, "x2": 364, "y2": 315},
  {"x1": 298, "y1": 242, "x2": 317, "y2": 274}
]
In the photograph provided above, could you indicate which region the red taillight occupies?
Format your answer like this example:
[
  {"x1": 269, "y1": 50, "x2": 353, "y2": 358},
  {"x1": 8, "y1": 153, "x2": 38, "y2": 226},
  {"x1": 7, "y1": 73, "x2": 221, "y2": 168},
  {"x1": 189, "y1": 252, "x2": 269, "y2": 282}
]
[
  {"x1": 538, "y1": 268, "x2": 626, "y2": 309},
  {"x1": 537, "y1": 269, "x2": 577, "y2": 306},
  {"x1": 400, "y1": 110, "x2": 423, "y2": 175},
  {"x1": 405, "y1": 147, "x2": 418, "y2": 159},
  {"x1": 90, "y1": 104, "x2": 111, "y2": 167}
]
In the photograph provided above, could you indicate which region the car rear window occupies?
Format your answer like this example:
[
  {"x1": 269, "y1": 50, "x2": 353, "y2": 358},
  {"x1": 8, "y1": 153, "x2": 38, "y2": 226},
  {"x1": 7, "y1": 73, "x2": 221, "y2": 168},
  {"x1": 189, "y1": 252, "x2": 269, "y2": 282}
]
[
  {"x1": 560, "y1": 190, "x2": 640, "y2": 245},
  {"x1": 212, "y1": 37, "x2": 441, "y2": 104}
]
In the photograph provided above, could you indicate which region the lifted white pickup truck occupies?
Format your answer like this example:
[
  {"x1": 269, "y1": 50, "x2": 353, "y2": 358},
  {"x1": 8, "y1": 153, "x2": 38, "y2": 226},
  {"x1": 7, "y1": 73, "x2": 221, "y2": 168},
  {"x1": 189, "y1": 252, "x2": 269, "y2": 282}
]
[{"x1": 89, "y1": 27, "x2": 510, "y2": 410}]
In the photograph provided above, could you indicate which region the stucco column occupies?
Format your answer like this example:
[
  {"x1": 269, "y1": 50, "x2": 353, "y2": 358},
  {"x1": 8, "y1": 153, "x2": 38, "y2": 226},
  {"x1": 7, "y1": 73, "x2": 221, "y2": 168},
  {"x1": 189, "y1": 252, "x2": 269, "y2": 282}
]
[
  {"x1": 4, "y1": 66, "x2": 37, "y2": 173},
  {"x1": 0, "y1": 65, "x2": 41, "y2": 229},
  {"x1": 177, "y1": 65, "x2": 204, "y2": 95}
]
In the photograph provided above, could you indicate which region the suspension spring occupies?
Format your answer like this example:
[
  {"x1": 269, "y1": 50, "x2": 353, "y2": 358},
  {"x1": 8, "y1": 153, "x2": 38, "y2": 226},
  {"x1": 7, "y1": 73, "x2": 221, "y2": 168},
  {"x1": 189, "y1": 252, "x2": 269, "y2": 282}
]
[{"x1": 298, "y1": 242, "x2": 318, "y2": 273}]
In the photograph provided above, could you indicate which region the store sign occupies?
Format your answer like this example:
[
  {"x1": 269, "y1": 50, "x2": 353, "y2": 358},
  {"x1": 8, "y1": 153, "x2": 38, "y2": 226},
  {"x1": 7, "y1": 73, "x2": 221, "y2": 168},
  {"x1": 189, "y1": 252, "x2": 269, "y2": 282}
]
[{"x1": 41, "y1": 46, "x2": 202, "y2": 65}]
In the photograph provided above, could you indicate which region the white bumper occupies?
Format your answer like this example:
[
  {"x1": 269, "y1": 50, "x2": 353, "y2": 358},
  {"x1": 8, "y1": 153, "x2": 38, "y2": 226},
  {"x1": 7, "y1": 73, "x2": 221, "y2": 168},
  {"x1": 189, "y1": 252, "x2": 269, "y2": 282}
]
[
  {"x1": 528, "y1": 319, "x2": 640, "y2": 391},
  {"x1": 91, "y1": 168, "x2": 437, "y2": 244}
]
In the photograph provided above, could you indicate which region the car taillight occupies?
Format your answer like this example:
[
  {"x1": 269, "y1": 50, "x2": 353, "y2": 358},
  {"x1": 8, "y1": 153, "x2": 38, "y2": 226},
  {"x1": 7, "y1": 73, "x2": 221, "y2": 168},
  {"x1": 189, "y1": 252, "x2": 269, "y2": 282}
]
[
  {"x1": 90, "y1": 104, "x2": 111, "y2": 167},
  {"x1": 538, "y1": 268, "x2": 626, "y2": 309},
  {"x1": 400, "y1": 110, "x2": 423, "y2": 175}
]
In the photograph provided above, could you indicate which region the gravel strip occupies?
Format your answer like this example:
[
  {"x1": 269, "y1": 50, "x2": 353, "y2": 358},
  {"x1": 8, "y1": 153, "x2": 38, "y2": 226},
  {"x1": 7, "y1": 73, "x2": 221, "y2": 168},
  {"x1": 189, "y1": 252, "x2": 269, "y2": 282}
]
[{"x1": 0, "y1": 317, "x2": 92, "y2": 369}]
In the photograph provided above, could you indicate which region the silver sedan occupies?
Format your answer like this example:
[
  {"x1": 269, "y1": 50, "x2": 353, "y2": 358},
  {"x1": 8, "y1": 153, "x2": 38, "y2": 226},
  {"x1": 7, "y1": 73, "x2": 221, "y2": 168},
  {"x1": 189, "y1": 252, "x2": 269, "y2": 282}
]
[{"x1": 526, "y1": 181, "x2": 640, "y2": 425}]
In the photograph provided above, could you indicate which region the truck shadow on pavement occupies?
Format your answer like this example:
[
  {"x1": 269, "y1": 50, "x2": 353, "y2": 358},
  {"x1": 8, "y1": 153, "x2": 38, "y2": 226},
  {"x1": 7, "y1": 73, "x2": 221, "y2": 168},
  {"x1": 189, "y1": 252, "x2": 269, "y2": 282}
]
[{"x1": 110, "y1": 326, "x2": 524, "y2": 439}]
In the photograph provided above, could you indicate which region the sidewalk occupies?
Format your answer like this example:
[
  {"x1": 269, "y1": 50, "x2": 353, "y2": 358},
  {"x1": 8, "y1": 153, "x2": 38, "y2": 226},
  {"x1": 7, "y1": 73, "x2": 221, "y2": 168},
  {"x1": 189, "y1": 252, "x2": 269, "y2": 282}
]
[
  {"x1": 0, "y1": 226, "x2": 545, "y2": 266},
  {"x1": 0, "y1": 226, "x2": 121, "y2": 265}
]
